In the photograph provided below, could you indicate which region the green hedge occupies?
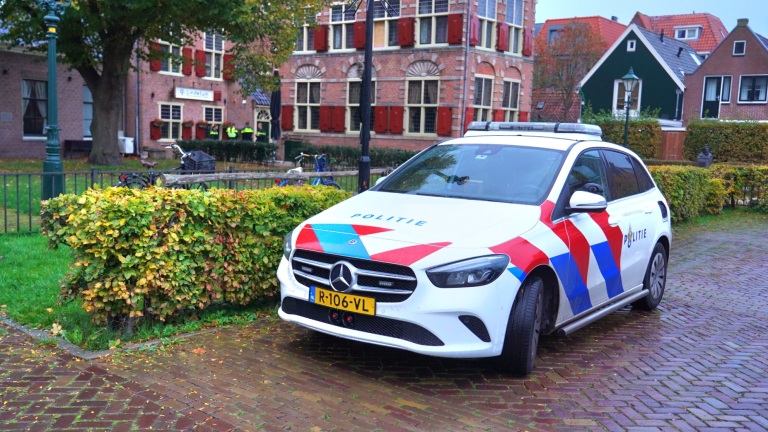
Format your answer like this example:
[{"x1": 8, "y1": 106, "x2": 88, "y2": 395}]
[
  {"x1": 41, "y1": 186, "x2": 351, "y2": 325},
  {"x1": 177, "y1": 139, "x2": 278, "y2": 164},
  {"x1": 710, "y1": 164, "x2": 768, "y2": 211},
  {"x1": 684, "y1": 120, "x2": 768, "y2": 163}
]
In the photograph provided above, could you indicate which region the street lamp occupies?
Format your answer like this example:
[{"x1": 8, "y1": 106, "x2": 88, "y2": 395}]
[
  {"x1": 621, "y1": 67, "x2": 639, "y2": 147},
  {"x1": 38, "y1": 0, "x2": 71, "y2": 200}
]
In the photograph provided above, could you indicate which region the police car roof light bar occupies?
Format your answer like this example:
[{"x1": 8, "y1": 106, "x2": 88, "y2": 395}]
[{"x1": 466, "y1": 121, "x2": 602, "y2": 136}]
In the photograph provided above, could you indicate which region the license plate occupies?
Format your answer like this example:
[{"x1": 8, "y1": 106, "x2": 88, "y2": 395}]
[{"x1": 310, "y1": 286, "x2": 376, "y2": 316}]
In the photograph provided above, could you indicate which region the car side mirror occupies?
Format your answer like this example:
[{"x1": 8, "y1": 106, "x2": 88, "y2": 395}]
[{"x1": 567, "y1": 190, "x2": 607, "y2": 213}]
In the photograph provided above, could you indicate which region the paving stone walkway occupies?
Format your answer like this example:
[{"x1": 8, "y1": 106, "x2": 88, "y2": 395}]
[{"x1": 1, "y1": 218, "x2": 767, "y2": 431}]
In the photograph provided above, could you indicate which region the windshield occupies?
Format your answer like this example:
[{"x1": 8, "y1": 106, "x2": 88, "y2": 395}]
[{"x1": 377, "y1": 144, "x2": 565, "y2": 204}]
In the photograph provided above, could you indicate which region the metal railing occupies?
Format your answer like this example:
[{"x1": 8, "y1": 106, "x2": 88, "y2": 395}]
[{"x1": 1, "y1": 167, "x2": 388, "y2": 234}]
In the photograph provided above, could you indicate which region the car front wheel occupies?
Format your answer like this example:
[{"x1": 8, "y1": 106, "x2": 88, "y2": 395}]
[{"x1": 497, "y1": 276, "x2": 543, "y2": 376}]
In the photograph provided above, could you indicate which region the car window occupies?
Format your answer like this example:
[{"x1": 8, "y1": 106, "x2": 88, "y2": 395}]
[
  {"x1": 377, "y1": 144, "x2": 565, "y2": 204},
  {"x1": 631, "y1": 157, "x2": 655, "y2": 192},
  {"x1": 602, "y1": 150, "x2": 642, "y2": 200},
  {"x1": 566, "y1": 150, "x2": 607, "y2": 198}
]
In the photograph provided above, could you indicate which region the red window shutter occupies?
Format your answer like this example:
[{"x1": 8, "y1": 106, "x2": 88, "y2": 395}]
[
  {"x1": 150, "y1": 123, "x2": 162, "y2": 140},
  {"x1": 374, "y1": 106, "x2": 389, "y2": 133},
  {"x1": 437, "y1": 107, "x2": 453, "y2": 136},
  {"x1": 398, "y1": 17, "x2": 415, "y2": 47},
  {"x1": 522, "y1": 28, "x2": 533, "y2": 56},
  {"x1": 354, "y1": 21, "x2": 366, "y2": 50},
  {"x1": 181, "y1": 124, "x2": 192, "y2": 140},
  {"x1": 149, "y1": 43, "x2": 162, "y2": 72},
  {"x1": 194, "y1": 49, "x2": 207, "y2": 77},
  {"x1": 281, "y1": 105, "x2": 294, "y2": 131},
  {"x1": 314, "y1": 25, "x2": 329, "y2": 52},
  {"x1": 319, "y1": 105, "x2": 333, "y2": 132},
  {"x1": 447, "y1": 14, "x2": 463, "y2": 44},
  {"x1": 464, "y1": 107, "x2": 474, "y2": 133},
  {"x1": 213, "y1": 90, "x2": 222, "y2": 102},
  {"x1": 389, "y1": 106, "x2": 404, "y2": 134},
  {"x1": 332, "y1": 106, "x2": 346, "y2": 132},
  {"x1": 519, "y1": 111, "x2": 529, "y2": 122},
  {"x1": 222, "y1": 54, "x2": 234, "y2": 80},
  {"x1": 496, "y1": 23, "x2": 509, "y2": 51},
  {"x1": 182, "y1": 47, "x2": 193, "y2": 76},
  {"x1": 469, "y1": 15, "x2": 480, "y2": 46},
  {"x1": 493, "y1": 109, "x2": 504, "y2": 121},
  {"x1": 195, "y1": 125, "x2": 207, "y2": 140}
]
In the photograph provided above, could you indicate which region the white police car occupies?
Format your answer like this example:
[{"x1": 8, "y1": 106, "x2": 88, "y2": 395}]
[{"x1": 277, "y1": 122, "x2": 671, "y2": 375}]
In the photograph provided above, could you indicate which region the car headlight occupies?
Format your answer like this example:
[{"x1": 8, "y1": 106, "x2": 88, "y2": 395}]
[
  {"x1": 426, "y1": 255, "x2": 510, "y2": 288},
  {"x1": 283, "y1": 232, "x2": 293, "y2": 260}
]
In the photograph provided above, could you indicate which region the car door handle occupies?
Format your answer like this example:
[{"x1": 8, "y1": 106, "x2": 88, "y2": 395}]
[{"x1": 608, "y1": 216, "x2": 621, "y2": 226}]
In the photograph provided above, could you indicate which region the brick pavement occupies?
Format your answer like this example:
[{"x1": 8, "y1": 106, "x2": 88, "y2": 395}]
[{"x1": 1, "y1": 220, "x2": 767, "y2": 431}]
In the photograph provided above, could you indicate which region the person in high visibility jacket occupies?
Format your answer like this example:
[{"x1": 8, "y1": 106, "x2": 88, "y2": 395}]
[
  {"x1": 226, "y1": 124, "x2": 238, "y2": 139},
  {"x1": 208, "y1": 124, "x2": 220, "y2": 140},
  {"x1": 255, "y1": 123, "x2": 267, "y2": 142},
  {"x1": 240, "y1": 122, "x2": 254, "y2": 141}
]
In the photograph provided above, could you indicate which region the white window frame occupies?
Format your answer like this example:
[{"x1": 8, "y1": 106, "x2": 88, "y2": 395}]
[
  {"x1": 296, "y1": 81, "x2": 321, "y2": 132},
  {"x1": 83, "y1": 85, "x2": 93, "y2": 138},
  {"x1": 674, "y1": 26, "x2": 700, "y2": 40},
  {"x1": 505, "y1": 0, "x2": 523, "y2": 54},
  {"x1": 477, "y1": 0, "x2": 496, "y2": 50},
  {"x1": 627, "y1": 40, "x2": 636, "y2": 52},
  {"x1": 330, "y1": 4, "x2": 356, "y2": 51},
  {"x1": 295, "y1": 9, "x2": 317, "y2": 53},
  {"x1": 22, "y1": 79, "x2": 47, "y2": 139},
  {"x1": 203, "y1": 106, "x2": 223, "y2": 124},
  {"x1": 612, "y1": 80, "x2": 642, "y2": 117},
  {"x1": 417, "y1": 0, "x2": 449, "y2": 46},
  {"x1": 347, "y1": 79, "x2": 377, "y2": 133},
  {"x1": 722, "y1": 76, "x2": 732, "y2": 103},
  {"x1": 373, "y1": 0, "x2": 400, "y2": 48},
  {"x1": 501, "y1": 80, "x2": 521, "y2": 121},
  {"x1": 473, "y1": 76, "x2": 494, "y2": 122},
  {"x1": 733, "y1": 40, "x2": 746, "y2": 56},
  {"x1": 204, "y1": 32, "x2": 224, "y2": 80},
  {"x1": 159, "y1": 103, "x2": 183, "y2": 141},
  {"x1": 406, "y1": 78, "x2": 439, "y2": 135},
  {"x1": 157, "y1": 40, "x2": 182, "y2": 75},
  {"x1": 737, "y1": 75, "x2": 768, "y2": 103}
]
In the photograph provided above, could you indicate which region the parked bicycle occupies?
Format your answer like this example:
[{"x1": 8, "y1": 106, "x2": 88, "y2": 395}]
[
  {"x1": 276, "y1": 153, "x2": 341, "y2": 189},
  {"x1": 116, "y1": 143, "x2": 214, "y2": 190}
]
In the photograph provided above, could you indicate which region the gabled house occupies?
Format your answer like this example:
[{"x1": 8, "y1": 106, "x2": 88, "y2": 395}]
[
  {"x1": 532, "y1": 16, "x2": 626, "y2": 122},
  {"x1": 580, "y1": 23, "x2": 701, "y2": 122},
  {"x1": 629, "y1": 12, "x2": 728, "y2": 58},
  {"x1": 682, "y1": 18, "x2": 768, "y2": 124}
]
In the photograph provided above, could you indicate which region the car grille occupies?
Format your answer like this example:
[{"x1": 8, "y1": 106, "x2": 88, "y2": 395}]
[
  {"x1": 281, "y1": 297, "x2": 444, "y2": 346},
  {"x1": 290, "y1": 249, "x2": 418, "y2": 303}
]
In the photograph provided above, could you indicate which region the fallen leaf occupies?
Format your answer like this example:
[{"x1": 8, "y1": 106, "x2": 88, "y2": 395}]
[{"x1": 191, "y1": 347, "x2": 207, "y2": 355}]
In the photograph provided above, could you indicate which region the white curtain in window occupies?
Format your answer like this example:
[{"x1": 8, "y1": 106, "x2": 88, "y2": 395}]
[
  {"x1": 309, "y1": 83, "x2": 320, "y2": 104},
  {"x1": 425, "y1": 80, "x2": 438, "y2": 104},
  {"x1": 33, "y1": 81, "x2": 48, "y2": 128},
  {"x1": 22, "y1": 80, "x2": 31, "y2": 117}
]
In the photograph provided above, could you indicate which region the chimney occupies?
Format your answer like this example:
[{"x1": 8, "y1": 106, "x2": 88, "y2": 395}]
[
  {"x1": 677, "y1": 47, "x2": 683, "y2": 57},
  {"x1": 660, "y1": 29, "x2": 665, "y2": 42},
  {"x1": 737, "y1": 18, "x2": 749, "y2": 27},
  {"x1": 611, "y1": 16, "x2": 618, "y2": 22}
]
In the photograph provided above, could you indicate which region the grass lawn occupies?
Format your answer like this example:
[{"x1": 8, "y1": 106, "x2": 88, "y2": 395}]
[{"x1": 2, "y1": 207, "x2": 766, "y2": 352}]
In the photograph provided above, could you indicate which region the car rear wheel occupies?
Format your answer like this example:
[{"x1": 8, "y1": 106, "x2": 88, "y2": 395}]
[
  {"x1": 497, "y1": 276, "x2": 543, "y2": 376},
  {"x1": 633, "y1": 243, "x2": 667, "y2": 310}
]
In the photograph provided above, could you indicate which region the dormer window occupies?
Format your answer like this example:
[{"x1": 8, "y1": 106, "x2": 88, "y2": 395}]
[
  {"x1": 733, "y1": 40, "x2": 746, "y2": 56},
  {"x1": 674, "y1": 27, "x2": 700, "y2": 40}
]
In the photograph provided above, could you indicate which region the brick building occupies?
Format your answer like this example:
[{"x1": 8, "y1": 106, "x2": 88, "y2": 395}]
[{"x1": 276, "y1": 0, "x2": 536, "y2": 152}]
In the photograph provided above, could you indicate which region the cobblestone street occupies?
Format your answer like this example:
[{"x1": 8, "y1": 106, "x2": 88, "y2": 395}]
[{"x1": 2, "y1": 218, "x2": 767, "y2": 431}]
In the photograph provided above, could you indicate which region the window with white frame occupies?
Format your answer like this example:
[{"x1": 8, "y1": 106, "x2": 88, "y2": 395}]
[
  {"x1": 473, "y1": 77, "x2": 494, "y2": 121},
  {"x1": 721, "y1": 76, "x2": 732, "y2": 102},
  {"x1": 733, "y1": 40, "x2": 746, "y2": 56},
  {"x1": 407, "y1": 79, "x2": 439, "y2": 134},
  {"x1": 295, "y1": 9, "x2": 317, "y2": 52},
  {"x1": 330, "y1": 4, "x2": 356, "y2": 50},
  {"x1": 158, "y1": 41, "x2": 182, "y2": 74},
  {"x1": 204, "y1": 32, "x2": 224, "y2": 79},
  {"x1": 159, "y1": 103, "x2": 182, "y2": 140},
  {"x1": 738, "y1": 75, "x2": 768, "y2": 103},
  {"x1": 22, "y1": 79, "x2": 47, "y2": 137},
  {"x1": 505, "y1": 0, "x2": 523, "y2": 54},
  {"x1": 418, "y1": 0, "x2": 448, "y2": 45},
  {"x1": 614, "y1": 79, "x2": 641, "y2": 113},
  {"x1": 374, "y1": 0, "x2": 400, "y2": 47},
  {"x1": 627, "y1": 40, "x2": 636, "y2": 52},
  {"x1": 674, "y1": 27, "x2": 700, "y2": 40},
  {"x1": 204, "y1": 106, "x2": 223, "y2": 124},
  {"x1": 83, "y1": 86, "x2": 93, "y2": 138},
  {"x1": 296, "y1": 81, "x2": 321, "y2": 131},
  {"x1": 347, "y1": 79, "x2": 376, "y2": 132},
  {"x1": 477, "y1": 0, "x2": 496, "y2": 49},
  {"x1": 501, "y1": 80, "x2": 520, "y2": 121}
]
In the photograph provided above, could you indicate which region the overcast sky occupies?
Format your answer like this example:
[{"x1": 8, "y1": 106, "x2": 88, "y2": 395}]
[{"x1": 535, "y1": 0, "x2": 768, "y2": 38}]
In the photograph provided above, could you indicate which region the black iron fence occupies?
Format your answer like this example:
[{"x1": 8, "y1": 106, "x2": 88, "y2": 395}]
[{"x1": 1, "y1": 167, "x2": 388, "y2": 234}]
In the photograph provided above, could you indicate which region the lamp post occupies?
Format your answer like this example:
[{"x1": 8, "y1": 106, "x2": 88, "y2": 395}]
[
  {"x1": 39, "y1": 0, "x2": 71, "y2": 200},
  {"x1": 621, "y1": 67, "x2": 639, "y2": 147},
  {"x1": 357, "y1": 0, "x2": 374, "y2": 193}
]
